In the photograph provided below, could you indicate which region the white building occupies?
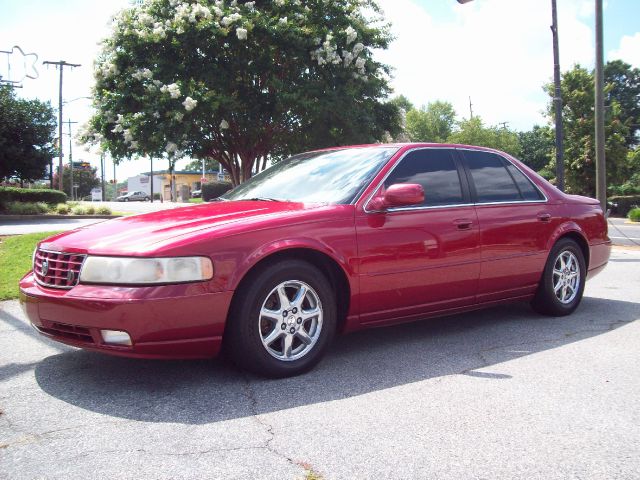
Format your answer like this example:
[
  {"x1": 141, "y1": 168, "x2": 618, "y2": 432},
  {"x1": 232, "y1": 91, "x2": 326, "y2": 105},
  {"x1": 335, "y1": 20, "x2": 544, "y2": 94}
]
[{"x1": 127, "y1": 174, "x2": 163, "y2": 197}]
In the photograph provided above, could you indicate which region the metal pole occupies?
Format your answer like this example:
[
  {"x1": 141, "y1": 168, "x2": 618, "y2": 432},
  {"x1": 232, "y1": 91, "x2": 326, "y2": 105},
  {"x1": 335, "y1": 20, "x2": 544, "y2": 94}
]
[
  {"x1": 68, "y1": 120, "x2": 73, "y2": 200},
  {"x1": 113, "y1": 160, "x2": 117, "y2": 201},
  {"x1": 100, "y1": 154, "x2": 105, "y2": 201},
  {"x1": 595, "y1": 0, "x2": 606, "y2": 210},
  {"x1": 150, "y1": 157, "x2": 154, "y2": 203},
  {"x1": 551, "y1": 0, "x2": 564, "y2": 192},
  {"x1": 58, "y1": 66, "x2": 63, "y2": 191}
]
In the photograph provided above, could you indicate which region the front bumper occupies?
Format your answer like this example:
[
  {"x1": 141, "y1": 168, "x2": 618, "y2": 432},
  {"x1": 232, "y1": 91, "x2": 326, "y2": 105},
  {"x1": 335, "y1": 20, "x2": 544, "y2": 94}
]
[{"x1": 19, "y1": 272, "x2": 233, "y2": 359}]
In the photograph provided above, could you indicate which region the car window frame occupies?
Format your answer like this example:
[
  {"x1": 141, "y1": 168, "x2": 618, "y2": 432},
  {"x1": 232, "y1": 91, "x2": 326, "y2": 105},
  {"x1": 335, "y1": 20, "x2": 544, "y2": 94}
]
[
  {"x1": 362, "y1": 147, "x2": 474, "y2": 213},
  {"x1": 456, "y1": 148, "x2": 548, "y2": 206}
]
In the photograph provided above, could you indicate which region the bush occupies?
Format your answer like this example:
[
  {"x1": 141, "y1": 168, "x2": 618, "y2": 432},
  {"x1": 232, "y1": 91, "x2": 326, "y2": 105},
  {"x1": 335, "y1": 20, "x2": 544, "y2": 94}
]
[
  {"x1": 0, "y1": 186, "x2": 67, "y2": 205},
  {"x1": 609, "y1": 184, "x2": 640, "y2": 196},
  {"x1": 629, "y1": 208, "x2": 640, "y2": 222},
  {"x1": 153, "y1": 193, "x2": 162, "y2": 200},
  {"x1": 609, "y1": 195, "x2": 640, "y2": 217},
  {"x1": 4, "y1": 202, "x2": 50, "y2": 215},
  {"x1": 55, "y1": 203, "x2": 70, "y2": 215},
  {"x1": 85, "y1": 205, "x2": 96, "y2": 215},
  {"x1": 202, "y1": 182, "x2": 233, "y2": 201},
  {"x1": 96, "y1": 206, "x2": 112, "y2": 215},
  {"x1": 71, "y1": 206, "x2": 86, "y2": 215}
]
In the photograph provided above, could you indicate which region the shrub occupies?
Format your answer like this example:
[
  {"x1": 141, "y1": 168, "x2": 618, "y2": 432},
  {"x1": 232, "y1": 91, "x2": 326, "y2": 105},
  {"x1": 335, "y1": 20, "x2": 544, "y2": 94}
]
[
  {"x1": 4, "y1": 201, "x2": 49, "y2": 215},
  {"x1": 629, "y1": 208, "x2": 640, "y2": 222},
  {"x1": 55, "y1": 204, "x2": 71, "y2": 215},
  {"x1": 153, "y1": 193, "x2": 162, "y2": 200},
  {"x1": 85, "y1": 206, "x2": 96, "y2": 215},
  {"x1": 202, "y1": 182, "x2": 233, "y2": 201},
  {"x1": 71, "y1": 206, "x2": 86, "y2": 215},
  {"x1": 609, "y1": 195, "x2": 640, "y2": 217},
  {"x1": 0, "y1": 186, "x2": 67, "y2": 205},
  {"x1": 96, "y1": 206, "x2": 112, "y2": 215}
]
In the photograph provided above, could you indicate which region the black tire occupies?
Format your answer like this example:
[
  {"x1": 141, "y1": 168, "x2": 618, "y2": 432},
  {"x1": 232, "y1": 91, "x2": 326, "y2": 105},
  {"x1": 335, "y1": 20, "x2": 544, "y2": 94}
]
[
  {"x1": 531, "y1": 238, "x2": 586, "y2": 316},
  {"x1": 225, "y1": 260, "x2": 336, "y2": 377},
  {"x1": 124, "y1": 198, "x2": 129, "y2": 202}
]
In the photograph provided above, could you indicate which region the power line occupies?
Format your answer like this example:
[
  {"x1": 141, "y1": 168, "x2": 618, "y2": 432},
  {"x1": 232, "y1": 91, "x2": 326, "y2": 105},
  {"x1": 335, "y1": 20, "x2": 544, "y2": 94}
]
[{"x1": 42, "y1": 59, "x2": 81, "y2": 191}]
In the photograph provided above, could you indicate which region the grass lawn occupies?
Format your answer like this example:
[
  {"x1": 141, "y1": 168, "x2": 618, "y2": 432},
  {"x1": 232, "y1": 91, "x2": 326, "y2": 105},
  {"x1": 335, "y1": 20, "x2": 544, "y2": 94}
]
[
  {"x1": 188, "y1": 198, "x2": 203, "y2": 203},
  {"x1": 0, "y1": 231, "x2": 61, "y2": 301}
]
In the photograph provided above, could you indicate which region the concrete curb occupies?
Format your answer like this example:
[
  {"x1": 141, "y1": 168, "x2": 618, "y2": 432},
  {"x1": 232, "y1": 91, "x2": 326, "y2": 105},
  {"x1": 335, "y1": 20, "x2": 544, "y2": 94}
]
[{"x1": 0, "y1": 214, "x2": 122, "y2": 221}]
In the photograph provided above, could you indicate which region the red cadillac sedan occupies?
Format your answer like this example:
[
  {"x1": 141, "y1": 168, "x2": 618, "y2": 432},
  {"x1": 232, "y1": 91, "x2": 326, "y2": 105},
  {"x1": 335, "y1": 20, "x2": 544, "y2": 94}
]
[{"x1": 19, "y1": 144, "x2": 611, "y2": 377}]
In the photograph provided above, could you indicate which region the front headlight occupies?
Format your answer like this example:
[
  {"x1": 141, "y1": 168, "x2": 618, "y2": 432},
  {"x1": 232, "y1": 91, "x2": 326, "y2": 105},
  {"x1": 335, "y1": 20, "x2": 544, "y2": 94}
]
[{"x1": 79, "y1": 256, "x2": 214, "y2": 285}]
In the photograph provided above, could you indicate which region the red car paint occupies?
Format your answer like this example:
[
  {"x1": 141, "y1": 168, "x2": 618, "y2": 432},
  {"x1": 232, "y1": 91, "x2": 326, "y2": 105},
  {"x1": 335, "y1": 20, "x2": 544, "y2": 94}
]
[{"x1": 19, "y1": 144, "x2": 611, "y2": 359}]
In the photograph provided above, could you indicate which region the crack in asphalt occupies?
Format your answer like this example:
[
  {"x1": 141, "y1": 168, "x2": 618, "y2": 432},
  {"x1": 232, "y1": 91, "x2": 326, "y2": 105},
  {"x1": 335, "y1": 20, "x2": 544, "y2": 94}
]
[{"x1": 239, "y1": 372, "x2": 309, "y2": 477}]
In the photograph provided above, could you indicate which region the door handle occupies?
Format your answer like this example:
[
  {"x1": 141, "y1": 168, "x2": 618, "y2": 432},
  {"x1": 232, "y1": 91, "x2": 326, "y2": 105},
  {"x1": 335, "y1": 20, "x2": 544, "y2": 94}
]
[
  {"x1": 453, "y1": 219, "x2": 473, "y2": 230},
  {"x1": 537, "y1": 213, "x2": 551, "y2": 222}
]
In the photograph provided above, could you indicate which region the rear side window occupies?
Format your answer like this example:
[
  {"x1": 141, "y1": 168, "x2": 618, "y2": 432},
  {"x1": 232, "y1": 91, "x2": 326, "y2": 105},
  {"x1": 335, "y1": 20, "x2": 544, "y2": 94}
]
[
  {"x1": 462, "y1": 151, "x2": 522, "y2": 202},
  {"x1": 505, "y1": 164, "x2": 544, "y2": 200},
  {"x1": 384, "y1": 149, "x2": 464, "y2": 207}
]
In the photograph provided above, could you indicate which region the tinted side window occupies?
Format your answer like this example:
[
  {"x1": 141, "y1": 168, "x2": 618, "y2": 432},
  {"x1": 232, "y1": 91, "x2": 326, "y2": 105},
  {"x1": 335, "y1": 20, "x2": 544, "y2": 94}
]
[
  {"x1": 384, "y1": 149, "x2": 464, "y2": 206},
  {"x1": 463, "y1": 151, "x2": 521, "y2": 202},
  {"x1": 505, "y1": 164, "x2": 544, "y2": 200}
]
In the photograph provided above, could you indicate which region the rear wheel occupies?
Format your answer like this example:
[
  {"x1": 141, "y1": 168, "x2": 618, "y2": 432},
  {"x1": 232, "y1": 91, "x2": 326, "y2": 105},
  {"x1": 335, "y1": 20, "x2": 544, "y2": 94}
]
[
  {"x1": 225, "y1": 260, "x2": 336, "y2": 377},
  {"x1": 531, "y1": 238, "x2": 586, "y2": 316}
]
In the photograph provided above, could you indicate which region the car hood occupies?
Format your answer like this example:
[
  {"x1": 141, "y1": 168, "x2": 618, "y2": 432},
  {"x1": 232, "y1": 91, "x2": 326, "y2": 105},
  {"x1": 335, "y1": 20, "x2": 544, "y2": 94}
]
[{"x1": 39, "y1": 201, "x2": 345, "y2": 256}]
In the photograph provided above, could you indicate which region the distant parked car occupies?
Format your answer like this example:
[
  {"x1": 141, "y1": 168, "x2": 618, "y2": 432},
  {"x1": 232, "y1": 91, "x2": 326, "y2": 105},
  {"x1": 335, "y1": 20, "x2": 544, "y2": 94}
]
[
  {"x1": 117, "y1": 191, "x2": 149, "y2": 202},
  {"x1": 191, "y1": 189, "x2": 202, "y2": 198}
]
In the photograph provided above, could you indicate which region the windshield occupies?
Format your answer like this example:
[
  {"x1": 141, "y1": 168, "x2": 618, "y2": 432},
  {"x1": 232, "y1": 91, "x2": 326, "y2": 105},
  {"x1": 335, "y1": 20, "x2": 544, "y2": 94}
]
[{"x1": 222, "y1": 146, "x2": 399, "y2": 204}]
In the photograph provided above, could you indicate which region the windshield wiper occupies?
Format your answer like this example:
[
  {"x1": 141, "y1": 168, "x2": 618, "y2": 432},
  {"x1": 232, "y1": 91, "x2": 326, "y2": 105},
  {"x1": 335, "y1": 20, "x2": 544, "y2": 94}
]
[{"x1": 246, "y1": 197, "x2": 282, "y2": 202}]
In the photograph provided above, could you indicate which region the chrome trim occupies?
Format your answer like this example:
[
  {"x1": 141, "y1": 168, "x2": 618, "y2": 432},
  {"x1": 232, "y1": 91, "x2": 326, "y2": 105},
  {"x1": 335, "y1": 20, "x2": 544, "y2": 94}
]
[{"x1": 34, "y1": 248, "x2": 86, "y2": 290}]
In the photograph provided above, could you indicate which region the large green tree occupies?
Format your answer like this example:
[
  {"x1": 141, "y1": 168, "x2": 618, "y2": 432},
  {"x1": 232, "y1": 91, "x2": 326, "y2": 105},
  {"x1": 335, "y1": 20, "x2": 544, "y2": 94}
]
[
  {"x1": 517, "y1": 125, "x2": 553, "y2": 172},
  {"x1": 605, "y1": 60, "x2": 640, "y2": 148},
  {"x1": 52, "y1": 165, "x2": 101, "y2": 199},
  {"x1": 405, "y1": 101, "x2": 456, "y2": 143},
  {"x1": 447, "y1": 116, "x2": 521, "y2": 157},
  {"x1": 546, "y1": 64, "x2": 630, "y2": 196},
  {"x1": 0, "y1": 86, "x2": 56, "y2": 184},
  {"x1": 81, "y1": 0, "x2": 400, "y2": 186}
]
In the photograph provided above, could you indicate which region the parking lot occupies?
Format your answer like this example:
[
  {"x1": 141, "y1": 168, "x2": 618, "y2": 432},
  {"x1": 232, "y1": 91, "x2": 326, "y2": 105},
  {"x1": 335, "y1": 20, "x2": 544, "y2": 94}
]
[{"x1": 1, "y1": 247, "x2": 639, "y2": 479}]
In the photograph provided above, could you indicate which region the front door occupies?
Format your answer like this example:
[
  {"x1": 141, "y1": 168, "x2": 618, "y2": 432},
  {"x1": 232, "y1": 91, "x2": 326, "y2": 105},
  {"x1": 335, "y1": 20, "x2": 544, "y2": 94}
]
[{"x1": 356, "y1": 148, "x2": 481, "y2": 325}]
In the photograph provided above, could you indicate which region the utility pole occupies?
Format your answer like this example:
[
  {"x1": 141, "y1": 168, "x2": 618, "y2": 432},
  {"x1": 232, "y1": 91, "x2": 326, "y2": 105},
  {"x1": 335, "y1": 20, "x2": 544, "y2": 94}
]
[
  {"x1": 66, "y1": 120, "x2": 78, "y2": 199},
  {"x1": 469, "y1": 96, "x2": 474, "y2": 119},
  {"x1": 595, "y1": 0, "x2": 606, "y2": 211},
  {"x1": 499, "y1": 121, "x2": 509, "y2": 130},
  {"x1": 551, "y1": 0, "x2": 564, "y2": 192},
  {"x1": 150, "y1": 157, "x2": 154, "y2": 203},
  {"x1": 42, "y1": 60, "x2": 81, "y2": 192},
  {"x1": 100, "y1": 154, "x2": 106, "y2": 202}
]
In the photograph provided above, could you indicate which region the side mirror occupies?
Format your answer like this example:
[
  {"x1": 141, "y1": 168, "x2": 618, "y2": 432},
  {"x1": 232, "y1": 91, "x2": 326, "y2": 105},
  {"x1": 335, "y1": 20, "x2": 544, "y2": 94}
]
[{"x1": 368, "y1": 183, "x2": 424, "y2": 211}]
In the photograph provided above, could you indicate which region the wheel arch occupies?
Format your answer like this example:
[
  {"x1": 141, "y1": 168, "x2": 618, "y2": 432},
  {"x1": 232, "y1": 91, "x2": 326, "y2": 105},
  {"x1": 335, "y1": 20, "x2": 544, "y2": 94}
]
[
  {"x1": 228, "y1": 245, "x2": 352, "y2": 333},
  {"x1": 548, "y1": 224, "x2": 590, "y2": 270}
]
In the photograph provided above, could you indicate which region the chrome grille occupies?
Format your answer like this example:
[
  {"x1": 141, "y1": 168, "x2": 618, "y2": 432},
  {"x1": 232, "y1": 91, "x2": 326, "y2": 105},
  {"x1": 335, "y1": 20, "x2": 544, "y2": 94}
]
[{"x1": 34, "y1": 249, "x2": 85, "y2": 289}]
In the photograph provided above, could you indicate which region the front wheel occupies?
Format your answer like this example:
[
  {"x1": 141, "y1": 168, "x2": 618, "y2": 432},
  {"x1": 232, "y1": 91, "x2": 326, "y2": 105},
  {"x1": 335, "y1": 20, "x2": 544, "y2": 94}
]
[
  {"x1": 531, "y1": 238, "x2": 586, "y2": 316},
  {"x1": 225, "y1": 260, "x2": 336, "y2": 377}
]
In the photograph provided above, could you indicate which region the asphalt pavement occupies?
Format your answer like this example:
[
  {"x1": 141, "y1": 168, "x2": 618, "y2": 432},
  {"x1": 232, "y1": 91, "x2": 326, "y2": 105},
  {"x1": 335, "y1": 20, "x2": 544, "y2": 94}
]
[{"x1": 1, "y1": 247, "x2": 639, "y2": 479}]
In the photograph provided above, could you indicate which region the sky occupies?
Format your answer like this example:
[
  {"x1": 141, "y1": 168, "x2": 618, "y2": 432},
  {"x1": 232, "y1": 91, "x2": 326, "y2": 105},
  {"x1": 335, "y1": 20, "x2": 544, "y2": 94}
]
[{"x1": 1, "y1": 0, "x2": 639, "y2": 182}]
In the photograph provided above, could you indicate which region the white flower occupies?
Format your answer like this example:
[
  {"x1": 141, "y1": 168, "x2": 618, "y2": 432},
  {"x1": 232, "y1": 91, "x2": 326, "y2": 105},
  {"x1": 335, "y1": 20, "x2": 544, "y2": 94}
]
[
  {"x1": 165, "y1": 142, "x2": 178, "y2": 154},
  {"x1": 130, "y1": 140, "x2": 139, "y2": 150},
  {"x1": 161, "y1": 83, "x2": 181, "y2": 99},
  {"x1": 355, "y1": 57, "x2": 366, "y2": 70},
  {"x1": 220, "y1": 119, "x2": 229, "y2": 129},
  {"x1": 352, "y1": 42, "x2": 364, "y2": 55},
  {"x1": 174, "y1": 112, "x2": 184, "y2": 122},
  {"x1": 111, "y1": 124, "x2": 124, "y2": 133},
  {"x1": 236, "y1": 27, "x2": 247, "y2": 40},
  {"x1": 345, "y1": 26, "x2": 357, "y2": 44},
  {"x1": 123, "y1": 129, "x2": 134, "y2": 143},
  {"x1": 153, "y1": 112, "x2": 160, "y2": 118},
  {"x1": 182, "y1": 96, "x2": 198, "y2": 111},
  {"x1": 279, "y1": 17, "x2": 287, "y2": 25},
  {"x1": 275, "y1": 0, "x2": 285, "y2": 5},
  {"x1": 342, "y1": 50, "x2": 354, "y2": 66}
]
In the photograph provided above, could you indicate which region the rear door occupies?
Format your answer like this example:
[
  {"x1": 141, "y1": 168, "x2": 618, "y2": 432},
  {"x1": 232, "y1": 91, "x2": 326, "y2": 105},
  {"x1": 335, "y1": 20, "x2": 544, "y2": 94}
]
[
  {"x1": 356, "y1": 147, "x2": 481, "y2": 325},
  {"x1": 457, "y1": 149, "x2": 554, "y2": 302}
]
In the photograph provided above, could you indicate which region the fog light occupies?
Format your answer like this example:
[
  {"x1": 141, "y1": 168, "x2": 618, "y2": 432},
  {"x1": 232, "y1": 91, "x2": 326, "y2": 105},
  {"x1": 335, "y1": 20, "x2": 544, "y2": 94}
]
[{"x1": 101, "y1": 329, "x2": 132, "y2": 346}]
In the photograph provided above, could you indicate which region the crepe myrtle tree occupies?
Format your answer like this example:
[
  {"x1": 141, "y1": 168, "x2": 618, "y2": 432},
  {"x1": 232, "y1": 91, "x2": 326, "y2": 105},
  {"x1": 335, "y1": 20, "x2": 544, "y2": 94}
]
[{"x1": 80, "y1": 0, "x2": 400, "y2": 186}]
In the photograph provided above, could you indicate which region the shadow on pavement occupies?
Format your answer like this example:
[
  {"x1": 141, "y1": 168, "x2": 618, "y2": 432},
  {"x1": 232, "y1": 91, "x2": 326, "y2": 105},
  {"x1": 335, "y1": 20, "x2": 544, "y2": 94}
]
[{"x1": 31, "y1": 296, "x2": 638, "y2": 425}]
